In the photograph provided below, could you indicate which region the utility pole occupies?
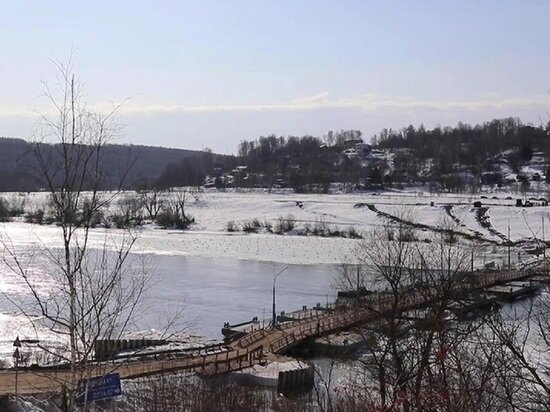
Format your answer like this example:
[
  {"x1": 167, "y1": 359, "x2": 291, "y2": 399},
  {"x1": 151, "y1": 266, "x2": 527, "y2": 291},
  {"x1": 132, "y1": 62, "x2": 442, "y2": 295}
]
[
  {"x1": 542, "y1": 217, "x2": 546, "y2": 262},
  {"x1": 272, "y1": 266, "x2": 289, "y2": 328},
  {"x1": 13, "y1": 336, "x2": 21, "y2": 399},
  {"x1": 448, "y1": 242, "x2": 451, "y2": 277},
  {"x1": 508, "y1": 224, "x2": 511, "y2": 268}
]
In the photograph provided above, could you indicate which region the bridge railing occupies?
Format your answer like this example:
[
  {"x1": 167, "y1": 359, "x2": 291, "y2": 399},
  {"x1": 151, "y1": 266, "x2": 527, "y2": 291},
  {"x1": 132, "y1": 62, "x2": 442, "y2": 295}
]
[
  {"x1": 236, "y1": 306, "x2": 330, "y2": 349},
  {"x1": 269, "y1": 308, "x2": 372, "y2": 353},
  {"x1": 268, "y1": 266, "x2": 545, "y2": 354},
  {"x1": 203, "y1": 345, "x2": 264, "y2": 374},
  {"x1": 17, "y1": 267, "x2": 545, "y2": 387}
]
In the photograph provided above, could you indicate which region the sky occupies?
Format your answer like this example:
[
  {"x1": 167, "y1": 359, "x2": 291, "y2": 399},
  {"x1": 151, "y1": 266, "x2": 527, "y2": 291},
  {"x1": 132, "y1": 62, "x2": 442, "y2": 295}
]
[{"x1": 1, "y1": 0, "x2": 549, "y2": 153}]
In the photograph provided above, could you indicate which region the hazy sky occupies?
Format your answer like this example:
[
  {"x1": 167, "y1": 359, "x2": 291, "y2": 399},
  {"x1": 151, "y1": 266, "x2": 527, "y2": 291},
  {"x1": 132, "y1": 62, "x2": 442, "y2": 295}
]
[{"x1": 1, "y1": 0, "x2": 549, "y2": 153}]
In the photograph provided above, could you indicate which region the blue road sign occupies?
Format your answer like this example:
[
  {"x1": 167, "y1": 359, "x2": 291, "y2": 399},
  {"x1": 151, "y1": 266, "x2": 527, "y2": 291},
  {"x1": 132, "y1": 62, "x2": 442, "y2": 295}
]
[{"x1": 76, "y1": 372, "x2": 122, "y2": 404}]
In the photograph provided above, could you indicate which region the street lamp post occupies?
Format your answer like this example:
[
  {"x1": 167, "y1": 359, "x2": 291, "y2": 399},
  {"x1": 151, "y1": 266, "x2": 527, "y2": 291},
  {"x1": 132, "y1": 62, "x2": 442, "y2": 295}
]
[
  {"x1": 13, "y1": 336, "x2": 21, "y2": 399},
  {"x1": 272, "y1": 266, "x2": 289, "y2": 328}
]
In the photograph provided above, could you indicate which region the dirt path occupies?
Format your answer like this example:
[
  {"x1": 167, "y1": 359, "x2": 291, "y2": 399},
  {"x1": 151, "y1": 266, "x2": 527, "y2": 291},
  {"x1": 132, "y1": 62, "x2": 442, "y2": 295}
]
[
  {"x1": 474, "y1": 207, "x2": 510, "y2": 243},
  {"x1": 443, "y1": 205, "x2": 486, "y2": 239}
]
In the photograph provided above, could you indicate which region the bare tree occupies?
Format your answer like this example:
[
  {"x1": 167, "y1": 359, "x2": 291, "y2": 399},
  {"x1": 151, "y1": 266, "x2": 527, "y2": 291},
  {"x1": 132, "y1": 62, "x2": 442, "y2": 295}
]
[
  {"x1": 484, "y1": 293, "x2": 550, "y2": 410},
  {"x1": 156, "y1": 188, "x2": 197, "y2": 229},
  {"x1": 113, "y1": 192, "x2": 144, "y2": 228},
  {"x1": 336, "y1": 218, "x2": 515, "y2": 411},
  {"x1": 473, "y1": 213, "x2": 550, "y2": 410},
  {"x1": 139, "y1": 188, "x2": 164, "y2": 221},
  {"x1": 1, "y1": 59, "x2": 149, "y2": 411}
]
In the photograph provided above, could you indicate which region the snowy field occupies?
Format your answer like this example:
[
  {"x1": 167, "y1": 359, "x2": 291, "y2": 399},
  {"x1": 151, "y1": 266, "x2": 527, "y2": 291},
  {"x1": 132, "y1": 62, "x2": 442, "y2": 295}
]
[
  {"x1": 0, "y1": 189, "x2": 548, "y2": 363},
  {"x1": 2, "y1": 188, "x2": 549, "y2": 260}
]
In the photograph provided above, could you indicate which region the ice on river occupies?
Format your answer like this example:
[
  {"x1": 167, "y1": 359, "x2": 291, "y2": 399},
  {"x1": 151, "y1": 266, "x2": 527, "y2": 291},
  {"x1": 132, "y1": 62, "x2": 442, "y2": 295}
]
[{"x1": 0, "y1": 190, "x2": 548, "y2": 363}]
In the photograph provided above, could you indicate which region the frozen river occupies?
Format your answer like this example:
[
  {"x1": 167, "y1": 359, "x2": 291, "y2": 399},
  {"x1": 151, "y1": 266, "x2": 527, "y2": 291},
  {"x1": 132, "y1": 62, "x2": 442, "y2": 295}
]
[
  {"x1": 137, "y1": 253, "x2": 339, "y2": 337},
  {"x1": 0, "y1": 239, "x2": 340, "y2": 361}
]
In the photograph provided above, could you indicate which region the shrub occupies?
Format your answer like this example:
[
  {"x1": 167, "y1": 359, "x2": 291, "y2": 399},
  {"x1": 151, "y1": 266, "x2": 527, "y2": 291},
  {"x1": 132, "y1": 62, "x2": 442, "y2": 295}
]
[
  {"x1": 444, "y1": 231, "x2": 457, "y2": 244},
  {"x1": 311, "y1": 221, "x2": 327, "y2": 236},
  {"x1": 0, "y1": 198, "x2": 11, "y2": 222},
  {"x1": 117, "y1": 194, "x2": 144, "y2": 225},
  {"x1": 43, "y1": 196, "x2": 106, "y2": 228},
  {"x1": 346, "y1": 226, "x2": 362, "y2": 239},
  {"x1": 111, "y1": 213, "x2": 131, "y2": 229},
  {"x1": 7, "y1": 202, "x2": 25, "y2": 217},
  {"x1": 397, "y1": 227, "x2": 417, "y2": 242},
  {"x1": 263, "y1": 220, "x2": 273, "y2": 233},
  {"x1": 109, "y1": 211, "x2": 141, "y2": 229},
  {"x1": 242, "y1": 220, "x2": 259, "y2": 233},
  {"x1": 226, "y1": 221, "x2": 238, "y2": 232},
  {"x1": 156, "y1": 210, "x2": 194, "y2": 229},
  {"x1": 326, "y1": 226, "x2": 342, "y2": 237},
  {"x1": 25, "y1": 209, "x2": 45, "y2": 225},
  {"x1": 241, "y1": 218, "x2": 264, "y2": 233},
  {"x1": 275, "y1": 215, "x2": 295, "y2": 234}
]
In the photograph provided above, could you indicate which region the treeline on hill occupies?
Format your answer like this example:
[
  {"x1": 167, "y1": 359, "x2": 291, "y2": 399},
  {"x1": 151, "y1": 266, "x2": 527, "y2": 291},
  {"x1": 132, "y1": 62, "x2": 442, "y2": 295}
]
[
  {"x1": 374, "y1": 118, "x2": 550, "y2": 185},
  {"x1": 233, "y1": 118, "x2": 550, "y2": 192},
  {"x1": 0, "y1": 137, "x2": 231, "y2": 191},
  {"x1": 153, "y1": 130, "x2": 366, "y2": 191},
  {"x1": 2, "y1": 118, "x2": 549, "y2": 192},
  {"x1": 155, "y1": 149, "x2": 237, "y2": 188},
  {"x1": 235, "y1": 130, "x2": 365, "y2": 192}
]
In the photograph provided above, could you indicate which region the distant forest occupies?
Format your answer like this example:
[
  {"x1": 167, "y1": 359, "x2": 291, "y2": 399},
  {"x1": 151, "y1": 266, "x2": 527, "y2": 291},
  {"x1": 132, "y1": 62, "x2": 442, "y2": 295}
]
[
  {"x1": 374, "y1": 118, "x2": 550, "y2": 180},
  {"x1": 1, "y1": 117, "x2": 549, "y2": 192},
  {"x1": 230, "y1": 118, "x2": 550, "y2": 191},
  {"x1": 0, "y1": 137, "x2": 232, "y2": 191},
  {"x1": 233, "y1": 130, "x2": 364, "y2": 191}
]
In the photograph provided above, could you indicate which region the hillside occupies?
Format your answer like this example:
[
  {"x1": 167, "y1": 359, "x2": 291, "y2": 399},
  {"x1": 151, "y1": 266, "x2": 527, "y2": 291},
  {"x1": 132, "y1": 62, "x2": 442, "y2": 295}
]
[
  {"x1": 229, "y1": 118, "x2": 550, "y2": 192},
  {"x1": 0, "y1": 137, "x2": 229, "y2": 191},
  {"x1": 2, "y1": 117, "x2": 550, "y2": 193}
]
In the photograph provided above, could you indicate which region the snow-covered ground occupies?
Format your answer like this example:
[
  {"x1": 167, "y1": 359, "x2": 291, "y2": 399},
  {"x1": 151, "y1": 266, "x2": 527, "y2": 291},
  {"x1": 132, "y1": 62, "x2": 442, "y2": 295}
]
[{"x1": 3, "y1": 189, "x2": 548, "y2": 265}]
